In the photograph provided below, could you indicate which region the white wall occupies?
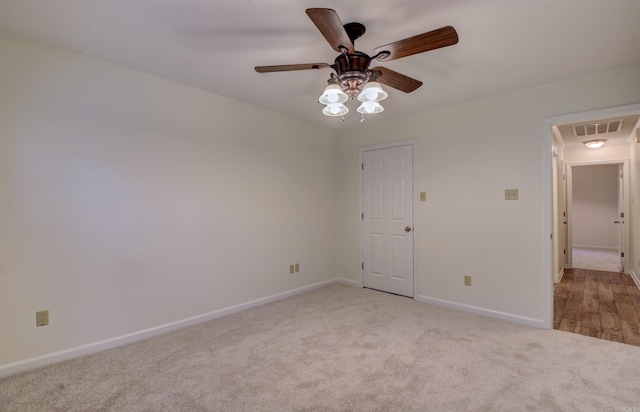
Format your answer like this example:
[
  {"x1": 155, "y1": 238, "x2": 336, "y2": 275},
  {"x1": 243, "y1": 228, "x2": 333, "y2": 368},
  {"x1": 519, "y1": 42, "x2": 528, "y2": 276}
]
[
  {"x1": 2, "y1": 29, "x2": 640, "y2": 375},
  {"x1": 564, "y1": 144, "x2": 630, "y2": 164},
  {"x1": 0, "y1": 33, "x2": 339, "y2": 370},
  {"x1": 571, "y1": 165, "x2": 619, "y2": 248},
  {"x1": 335, "y1": 66, "x2": 640, "y2": 324}
]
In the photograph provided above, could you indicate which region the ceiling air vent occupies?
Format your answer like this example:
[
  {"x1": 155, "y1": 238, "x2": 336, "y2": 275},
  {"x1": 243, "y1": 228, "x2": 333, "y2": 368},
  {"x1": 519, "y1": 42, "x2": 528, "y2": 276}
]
[{"x1": 573, "y1": 119, "x2": 622, "y2": 137}]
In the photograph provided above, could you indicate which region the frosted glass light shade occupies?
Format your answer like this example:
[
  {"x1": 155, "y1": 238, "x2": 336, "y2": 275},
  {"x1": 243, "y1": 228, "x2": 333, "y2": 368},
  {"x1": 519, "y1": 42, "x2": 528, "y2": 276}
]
[
  {"x1": 357, "y1": 101, "x2": 384, "y2": 114},
  {"x1": 322, "y1": 103, "x2": 348, "y2": 116},
  {"x1": 583, "y1": 139, "x2": 607, "y2": 149},
  {"x1": 319, "y1": 84, "x2": 348, "y2": 105},
  {"x1": 357, "y1": 82, "x2": 388, "y2": 102}
]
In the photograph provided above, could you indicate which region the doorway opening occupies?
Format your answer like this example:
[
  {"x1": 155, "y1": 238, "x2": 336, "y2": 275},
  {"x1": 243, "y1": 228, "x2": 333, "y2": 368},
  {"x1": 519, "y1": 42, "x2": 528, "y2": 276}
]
[
  {"x1": 567, "y1": 162, "x2": 626, "y2": 273},
  {"x1": 543, "y1": 103, "x2": 640, "y2": 345}
]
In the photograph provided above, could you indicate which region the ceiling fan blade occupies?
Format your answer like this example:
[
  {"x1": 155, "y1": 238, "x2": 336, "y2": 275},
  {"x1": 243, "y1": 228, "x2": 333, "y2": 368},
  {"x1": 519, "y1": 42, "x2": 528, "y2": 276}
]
[
  {"x1": 255, "y1": 63, "x2": 330, "y2": 73},
  {"x1": 372, "y1": 67, "x2": 423, "y2": 93},
  {"x1": 306, "y1": 8, "x2": 355, "y2": 53},
  {"x1": 373, "y1": 26, "x2": 458, "y2": 62}
]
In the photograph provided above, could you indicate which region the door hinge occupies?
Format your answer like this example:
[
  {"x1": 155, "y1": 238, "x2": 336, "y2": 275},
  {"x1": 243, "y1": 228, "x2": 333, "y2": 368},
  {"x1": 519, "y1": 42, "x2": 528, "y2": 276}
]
[
  {"x1": 621, "y1": 212, "x2": 624, "y2": 218},
  {"x1": 361, "y1": 212, "x2": 364, "y2": 220},
  {"x1": 621, "y1": 252, "x2": 625, "y2": 258},
  {"x1": 564, "y1": 248, "x2": 566, "y2": 255},
  {"x1": 362, "y1": 262, "x2": 364, "y2": 270},
  {"x1": 550, "y1": 233, "x2": 553, "y2": 240},
  {"x1": 362, "y1": 163, "x2": 364, "y2": 171}
]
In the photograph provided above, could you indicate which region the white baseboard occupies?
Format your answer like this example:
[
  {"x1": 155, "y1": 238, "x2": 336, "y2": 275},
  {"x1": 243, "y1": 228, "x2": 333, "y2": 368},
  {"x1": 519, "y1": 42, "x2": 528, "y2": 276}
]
[
  {"x1": 334, "y1": 277, "x2": 360, "y2": 287},
  {"x1": 415, "y1": 294, "x2": 545, "y2": 329},
  {"x1": 0, "y1": 278, "x2": 349, "y2": 379},
  {"x1": 630, "y1": 270, "x2": 640, "y2": 289},
  {"x1": 0, "y1": 278, "x2": 544, "y2": 379}
]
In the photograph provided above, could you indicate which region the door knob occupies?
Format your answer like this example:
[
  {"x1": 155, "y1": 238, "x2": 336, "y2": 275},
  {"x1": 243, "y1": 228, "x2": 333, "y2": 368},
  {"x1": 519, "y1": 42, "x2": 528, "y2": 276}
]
[
  {"x1": 614, "y1": 221, "x2": 620, "y2": 224},
  {"x1": 405, "y1": 226, "x2": 412, "y2": 232}
]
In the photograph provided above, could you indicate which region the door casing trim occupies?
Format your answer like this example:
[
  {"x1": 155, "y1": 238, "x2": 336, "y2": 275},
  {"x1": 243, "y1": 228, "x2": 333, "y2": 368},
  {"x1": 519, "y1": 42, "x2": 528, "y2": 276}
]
[
  {"x1": 565, "y1": 160, "x2": 629, "y2": 272},
  {"x1": 542, "y1": 102, "x2": 640, "y2": 329}
]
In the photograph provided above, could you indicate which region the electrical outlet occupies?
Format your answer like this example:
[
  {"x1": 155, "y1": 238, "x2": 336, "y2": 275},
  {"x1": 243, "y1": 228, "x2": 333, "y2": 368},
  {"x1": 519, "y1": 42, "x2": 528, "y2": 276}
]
[
  {"x1": 505, "y1": 189, "x2": 518, "y2": 200},
  {"x1": 295, "y1": 263, "x2": 300, "y2": 272},
  {"x1": 464, "y1": 275, "x2": 472, "y2": 286},
  {"x1": 289, "y1": 264, "x2": 295, "y2": 274},
  {"x1": 36, "y1": 310, "x2": 49, "y2": 327}
]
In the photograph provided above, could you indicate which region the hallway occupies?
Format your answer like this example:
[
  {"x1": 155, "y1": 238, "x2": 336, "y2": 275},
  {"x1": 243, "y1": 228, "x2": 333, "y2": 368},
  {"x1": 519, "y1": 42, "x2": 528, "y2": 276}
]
[{"x1": 554, "y1": 268, "x2": 640, "y2": 346}]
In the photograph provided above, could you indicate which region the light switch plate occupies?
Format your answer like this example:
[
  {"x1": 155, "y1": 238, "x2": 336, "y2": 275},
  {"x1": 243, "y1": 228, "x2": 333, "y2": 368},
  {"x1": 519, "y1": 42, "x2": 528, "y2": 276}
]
[
  {"x1": 505, "y1": 189, "x2": 518, "y2": 200},
  {"x1": 420, "y1": 192, "x2": 426, "y2": 202}
]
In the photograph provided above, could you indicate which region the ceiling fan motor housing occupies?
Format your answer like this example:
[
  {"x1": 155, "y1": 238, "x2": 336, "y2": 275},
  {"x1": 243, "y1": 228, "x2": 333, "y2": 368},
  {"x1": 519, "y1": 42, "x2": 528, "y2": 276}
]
[{"x1": 333, "y1": 52, "x2": 373, "y2": 98}]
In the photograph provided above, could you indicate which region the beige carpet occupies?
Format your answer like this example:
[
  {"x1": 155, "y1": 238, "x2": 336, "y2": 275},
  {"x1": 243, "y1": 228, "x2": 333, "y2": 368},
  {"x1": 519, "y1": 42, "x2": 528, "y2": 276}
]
[
  {"x1": 573, "y1": 246, "x2": 620, "y2": 272},
  {"x1": 1, "y1": 283, "x2": 639, "y2": 411}
]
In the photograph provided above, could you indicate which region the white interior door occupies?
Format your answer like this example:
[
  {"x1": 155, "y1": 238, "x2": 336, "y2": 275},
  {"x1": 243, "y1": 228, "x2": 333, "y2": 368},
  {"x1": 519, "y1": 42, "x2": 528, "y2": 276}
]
[
  {"x1": 616, "y1": 164, "x2": 625, "y2": 272},
  {"x1": 361, "y1": 144, "x2": 414, "y2": 297}
]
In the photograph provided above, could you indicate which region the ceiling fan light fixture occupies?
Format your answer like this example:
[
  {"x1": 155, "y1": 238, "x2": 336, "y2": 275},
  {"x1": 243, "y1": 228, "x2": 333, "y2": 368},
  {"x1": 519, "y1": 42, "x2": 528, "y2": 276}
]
[
  {"x1": 583, "y1": 139, "x2": 607, "y2": 149},
  {"x1": 256, "y1": 9, "x2": 459, "y2": 121},
  {"x1": 319, "y1": 84, "x2": 348, "y2": 104},
  {"x1": 357, "y1": 101, "x2": 384, "y2": 114},
  {"x1": 357, "y1": 82, "x2": 388, "y2": 102},
  {"x1": 323, "y1": 102, "x2": 349, "y2": 116}
]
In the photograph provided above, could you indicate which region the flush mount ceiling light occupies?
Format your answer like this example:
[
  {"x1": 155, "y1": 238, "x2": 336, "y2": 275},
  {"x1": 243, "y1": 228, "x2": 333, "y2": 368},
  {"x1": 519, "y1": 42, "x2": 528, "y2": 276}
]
[
  {"x1": 583, "y1": 139, "x2": 607, "y2": 149},
  {"x1": 255, "y1": 8, "x2": 459, "y2": 121}
]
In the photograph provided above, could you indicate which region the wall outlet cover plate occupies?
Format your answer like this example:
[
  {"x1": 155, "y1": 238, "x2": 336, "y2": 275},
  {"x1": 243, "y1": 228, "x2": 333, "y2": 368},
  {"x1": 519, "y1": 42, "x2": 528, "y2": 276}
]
[{"x1": 505, "y1": 189, "x2": 518, "y2": 200}]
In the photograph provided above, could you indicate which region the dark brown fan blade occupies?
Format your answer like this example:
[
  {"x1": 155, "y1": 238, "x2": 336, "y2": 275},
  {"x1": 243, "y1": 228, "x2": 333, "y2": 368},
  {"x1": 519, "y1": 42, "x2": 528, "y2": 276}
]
[
  {"x1": 373, "y1": 26, "x2": 458, "y2": 62},
  {"x1": 372, "y1": 67, "x2": 423, "y2": 93},
  {"x1": 306, "y1": 8, "x2": 354, "y2": 53},
  {"x1": 255, "y1": 63, "x2": 330, "y2": 73}
]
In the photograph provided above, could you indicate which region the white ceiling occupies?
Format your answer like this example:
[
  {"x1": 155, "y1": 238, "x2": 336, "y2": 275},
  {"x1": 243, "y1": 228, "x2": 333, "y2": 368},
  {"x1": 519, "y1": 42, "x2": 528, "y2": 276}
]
[
  {"x1": 556, "y1": 114, "x2": 640, "y2": 149},
  {"x1": 1, "y1": 0, "x2": 639, "y2": 128}
]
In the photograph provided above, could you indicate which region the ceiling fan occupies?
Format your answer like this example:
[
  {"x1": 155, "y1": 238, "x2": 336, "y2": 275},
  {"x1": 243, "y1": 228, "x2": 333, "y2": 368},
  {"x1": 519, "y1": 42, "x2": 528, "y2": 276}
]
[{"x1": 255, "y1": 8, "x2": 458, "y2": 116}]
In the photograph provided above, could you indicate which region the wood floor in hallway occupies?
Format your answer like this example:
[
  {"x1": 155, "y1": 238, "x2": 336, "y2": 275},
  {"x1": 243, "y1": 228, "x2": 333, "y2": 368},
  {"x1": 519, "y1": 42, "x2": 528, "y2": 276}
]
[{"x1": 554, "y1": 268, "x2": 640, "y2": 346}]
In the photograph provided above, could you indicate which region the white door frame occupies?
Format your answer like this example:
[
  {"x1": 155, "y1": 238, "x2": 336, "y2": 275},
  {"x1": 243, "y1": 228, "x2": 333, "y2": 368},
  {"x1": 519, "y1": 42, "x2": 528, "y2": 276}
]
[
  {"x1": 542, "y1": 102, "x2": 640, "y2": 329},
  {"x1": 566, "y1": 160, "x2": 629, "y2": 271},
  {"x1": 551, "y1": 149, "x2": 567, "y2": 283},
  {"x1": 359, "y1": 139, "x2": 418, "y2": 296}
]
